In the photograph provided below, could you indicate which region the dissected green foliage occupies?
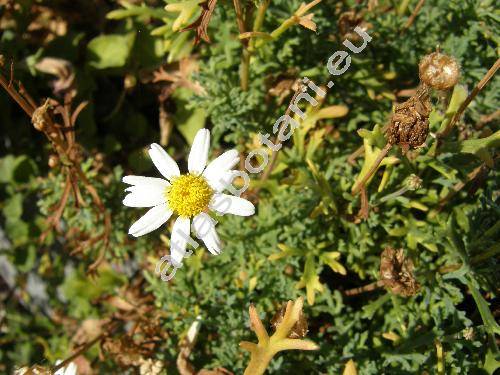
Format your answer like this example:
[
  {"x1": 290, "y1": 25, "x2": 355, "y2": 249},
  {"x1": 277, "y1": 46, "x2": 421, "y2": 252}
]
[{"x1": 0, "y1": 0, "x2": 498, "y2": 374}]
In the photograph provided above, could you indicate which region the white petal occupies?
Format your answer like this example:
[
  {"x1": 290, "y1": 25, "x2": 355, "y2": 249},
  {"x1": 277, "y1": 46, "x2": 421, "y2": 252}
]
[
  {"x1": 188, "y1": 129, "x2": 210, "y2": 174},
  {"x1": 209, "y1": 193, "x2": 255, "y2": 216},
  {"x1": 192, "y1": 213, "x2": 221, "y2": 255},
  {"x1": 64, "y1": 362, "x2": 78, "y2": 375},
  {"x1": 54, "y1": 361, "x2": 64, "y2": 375},
  {"x1": 205, "y1": 170, "x2": 238, "y2": 192},
  {"x1": 170, "y1": 216, "x2": 191, "y2": 267},
  {"x1": 123, "y1": 184, "x2": 166, "y2": 207},
  {"x1": 128, "y1": 203, "x2": 173, "y2": 237},
  {"x1": 122, "y1": 175, "x2": 170, "y2": 189},
  {"x1": 148, "y1": 143, "x2": 180, "y2": 181},
  {"x1": 203, "y1": 149, "x2": 239, "y2": 178}
]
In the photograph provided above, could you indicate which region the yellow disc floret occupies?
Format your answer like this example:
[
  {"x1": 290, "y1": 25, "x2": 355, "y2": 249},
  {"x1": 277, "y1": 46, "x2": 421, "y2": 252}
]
[{"x1": 166, "y1": 174, "x2": 213, "y2": 218}]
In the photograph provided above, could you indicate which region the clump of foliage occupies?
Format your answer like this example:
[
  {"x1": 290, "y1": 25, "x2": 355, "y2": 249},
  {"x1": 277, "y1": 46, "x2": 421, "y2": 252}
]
[{"x1": 0, "y1": 0, "x2": 498, "y2": 374}]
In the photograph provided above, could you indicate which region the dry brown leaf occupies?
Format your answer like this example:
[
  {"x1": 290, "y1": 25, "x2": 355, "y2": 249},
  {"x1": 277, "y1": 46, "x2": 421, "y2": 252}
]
[{"x1": 298, "y1": 14, "x2": 317, "y2": 32}]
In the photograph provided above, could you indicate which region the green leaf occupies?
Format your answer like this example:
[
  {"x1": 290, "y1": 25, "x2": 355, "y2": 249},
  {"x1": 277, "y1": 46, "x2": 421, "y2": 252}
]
[
  {"x1": 320, "y1": 251, "x2": 347, "y2": 275},
  {"x1": 296, "y1": 254, "x2": 323, "y2": 305},
  {"x1": 437, "y1": 84, "x2": 468, "y2": 134},
  {"x1": 268, "y1": 243, "x2": 304, "y2": 261},
  {"x1": 483, "y1": 334, "x2": 500, "y2": 374},
  {"x1": 106, "y1": 5, "x2": 168, "y2": 20},
  {"x1": 467, "y1": 279, "x2": 500, "y2": 335},
  {"x1": 3, "y1": 194, "x2": 23, "y2": 220},
  {"x1": 87, "y1": 33, "x2": 136, "y2": 69},
  {"x1": 442, "y1": 130, "x2": 500, "y2": 167},
  {"x1": 362, "y1": 293, "x2": 390, "y2": 320},
  {"x1": 175, "y1": 107, "x2": 207, "y2": 144},
  {"x1": 0, "y1": 155, "x2": 37, "y2": 184},
  {"x1": 0, "y1": 155, "x2": 17, "y2": 183},
  {"x1": 166, "y1": 31, "x2": 193, "y2": 63}
]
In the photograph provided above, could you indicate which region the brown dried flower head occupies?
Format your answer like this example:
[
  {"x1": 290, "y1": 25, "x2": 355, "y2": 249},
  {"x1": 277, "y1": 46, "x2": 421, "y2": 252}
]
[
  {"x1": 419, "y1": 52, "x2": 460, "y2": 90},
  {"x1": 270, "y1": 302, "x2": 309, "y2": 339},
  {"x1": 386, "y1": 86, "x2": 431, "y2": 154},
  {"x1": 338, "y1": 11, "x2": 371, "y2": 42},
  {"x1": 380, "y1": 248, "x2": 420, "y2": 297},
  {"x1": 31, "y1": 100, "x2": 51, "y2": 132}
]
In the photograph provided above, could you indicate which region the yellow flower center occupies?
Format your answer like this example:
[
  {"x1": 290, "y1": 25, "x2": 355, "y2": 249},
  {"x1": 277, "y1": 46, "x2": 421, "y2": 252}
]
[{"x1": 166, "y1": 174, "x2": 213, "y2": 218}]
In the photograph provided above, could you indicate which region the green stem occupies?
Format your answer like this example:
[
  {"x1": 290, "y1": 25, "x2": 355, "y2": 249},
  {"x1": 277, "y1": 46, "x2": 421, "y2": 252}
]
[
  {"x1": 269, "y1": 17, "x2": 298, "y2": 40},
  {"x1": 239, "y1": 0, "x2": 270, "y2": 90},
  {"x1": 377, "y1": 186, "x2": 410, "y2": 204},
  {"x1": 397, "y1": 0, "x2": 411, "y2": 15},
  {"x1": 252, "y1": 0, "x2": 270, "y2": 33},
  {"x1": 240, "y1": 49, "x2": 251, "y2": 91},
  {"x1": 244, "y1": 347, "x2": 276, "y2": 375}
]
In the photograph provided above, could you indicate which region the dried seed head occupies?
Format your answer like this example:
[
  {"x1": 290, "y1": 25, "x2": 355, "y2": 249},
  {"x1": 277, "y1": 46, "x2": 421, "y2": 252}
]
[
  {"x1": 386, "y1": 86, "x2": 431, "y2": 154},
  {"x1": 379, "y1": 248, "x2": 420, "y2": 297},
  {"x1": 419, "y1": 52, "x2": 460, "y2": 90},
  {"x1": 270, "y1": 303, "x2": 308, "y2": 339},
  {"x1": 31, "y1": 100, "x2": 51, "y2": 132}
]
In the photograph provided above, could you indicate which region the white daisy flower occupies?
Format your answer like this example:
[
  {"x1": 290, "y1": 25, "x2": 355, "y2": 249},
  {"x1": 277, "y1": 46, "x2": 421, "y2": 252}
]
[{"x1": 123, "y1": 128, "x2": 255, "y2": 267}]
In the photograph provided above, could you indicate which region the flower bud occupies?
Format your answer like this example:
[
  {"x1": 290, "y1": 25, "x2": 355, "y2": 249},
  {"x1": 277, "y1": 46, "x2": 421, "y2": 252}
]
[
  {"x1": 419, "y1": 52, "x2": 460, "y2": 90},
  {"x1": 405, "y1": 174, "x2": 422, "y2": 191}
]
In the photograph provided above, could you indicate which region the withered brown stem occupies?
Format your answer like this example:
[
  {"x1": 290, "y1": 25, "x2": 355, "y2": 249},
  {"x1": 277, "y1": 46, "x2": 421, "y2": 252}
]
[
  {"x1": 344, "y1": 280, "x2": 386, "y2": 296},
  {"x1": 0, "y1": 71, "x2": 35, "y2": 116},
  {"x1": 401, "y1": 0, "x2": 426, "y2": 31},
  {"x1": 233, "y1": 0, "x2": 249, "y2": 90},
  {"x1": 0, "y1": 66, "x2": 110, "y2": 273},
  {"x1": 437, "y1": 58, "x2": 500, "y2": 139},
  {"x1": 51, "y1": 330, "x2": 107, "y2": 373}
]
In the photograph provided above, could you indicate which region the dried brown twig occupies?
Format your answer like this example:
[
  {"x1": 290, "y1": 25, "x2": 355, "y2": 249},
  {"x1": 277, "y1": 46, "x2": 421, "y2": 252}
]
[
  {"x1": 0, "y1": 59, "x2": 110, "y2": 274},
  {"x1": 181, "y1": 0, "x2": 218, "y2": 44},
  {"x1": 51, "y1": 328, "x2": 113, "y2": 374},
  {"x1": 233, "y1": 0, "x2": 251, "y2": 90},
  {"x1": 401, "y1": 0, "x2": 426, "y2": 31}
]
